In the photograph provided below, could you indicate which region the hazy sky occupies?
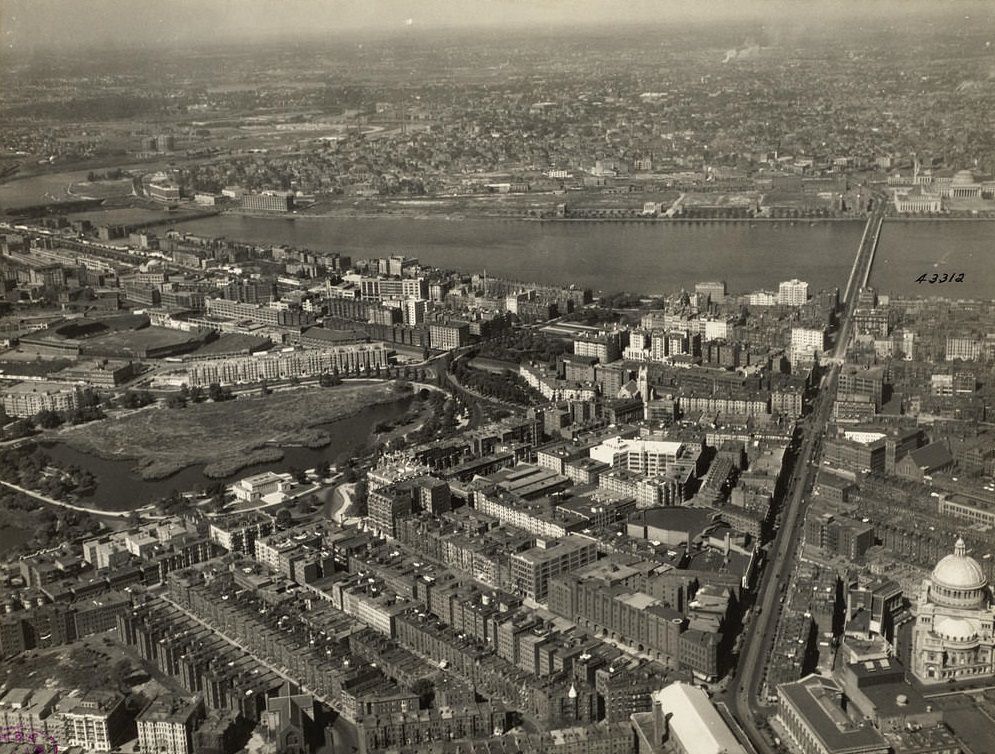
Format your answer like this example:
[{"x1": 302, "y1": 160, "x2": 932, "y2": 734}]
[{"x1": 2, "y1": 0, "x2": 989, "y2": 53}]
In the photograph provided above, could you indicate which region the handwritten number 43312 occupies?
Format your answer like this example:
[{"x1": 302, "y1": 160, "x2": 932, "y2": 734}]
[{"x1": 916, "y1": 273, "x2": 965, "y2": 283}]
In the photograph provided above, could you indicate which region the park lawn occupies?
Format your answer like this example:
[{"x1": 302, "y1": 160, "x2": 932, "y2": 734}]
[
  {"x1": 70, "y1": 177, "x2": 134, "y2": 199},
  {"x1": 60, "y1": 381, "x2": 410, "y2": 479}
]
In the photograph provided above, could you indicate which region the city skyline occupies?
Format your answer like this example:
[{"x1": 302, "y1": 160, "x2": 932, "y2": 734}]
[
  {"x1": 1, "y1": 3, "x2": 994, "y2": 754},
  {"x1": 4, "y1": 0, "x2": 994, "y2": 52}
]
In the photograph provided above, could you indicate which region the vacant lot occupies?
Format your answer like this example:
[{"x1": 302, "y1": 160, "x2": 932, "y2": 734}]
[{"x1": 61, "y1": 381, "x2": 410, "y2": 479}]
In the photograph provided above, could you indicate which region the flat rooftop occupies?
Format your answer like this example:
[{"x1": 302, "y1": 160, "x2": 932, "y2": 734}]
[
  {"x1": 780, "y1": 674, "x2": 888, "y2": 752},
  {"x1": 513, "y1": 534, "x2": 594, "y2": 565},
  {"x1": 0, "y1": 379, "x2": 77, "y2": 394},
  {"x1": 138, "y1": 694, "x2": 202, "y2": 724}
]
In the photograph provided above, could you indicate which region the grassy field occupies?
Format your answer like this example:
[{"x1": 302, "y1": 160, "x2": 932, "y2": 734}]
[
  {"x1": 69, "y1": 177, "x2": 134, "y2": 199},
  {"x1": 61, "y1": 381, "x2": 410, "y2": 479},
  {"x1": 0, "y1": 170, "x2": 89, "y2": 208}
]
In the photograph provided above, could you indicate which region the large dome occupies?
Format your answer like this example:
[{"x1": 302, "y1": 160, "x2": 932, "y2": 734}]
[
  {"x1": 932, "y1": 538, "x2": 987, "y2": 591},
  {"x1": 933, "y1": 616, "x2": 979, "y2": 643},
  {"x1": 952, "y1": 170, "x2": 976, "y2": 186}
]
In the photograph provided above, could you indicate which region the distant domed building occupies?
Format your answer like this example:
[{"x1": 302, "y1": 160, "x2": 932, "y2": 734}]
[
  {"x1": 946, "y1": 170, "x2": 982, "y2": 198},
  {"x1": 911, "y1": 537, "x2": 995, "y2": 684}
]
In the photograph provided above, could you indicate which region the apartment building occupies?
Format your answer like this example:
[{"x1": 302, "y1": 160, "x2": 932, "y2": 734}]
[
  {"x1": 136, "y1": 695, "x2": 205, "y2": 754},
  {"x1": 62, "y1": 691, "x2": 129, "y2": 752},
  {"x1": 510, "y1": 535, "x2": 598, "y2": 601},
  {"x1": 184, "y1": 343, "x2": 389, "y2": 386},
  {"x1": 1, "y1": 381, "x2": 83, "y2": 418}
]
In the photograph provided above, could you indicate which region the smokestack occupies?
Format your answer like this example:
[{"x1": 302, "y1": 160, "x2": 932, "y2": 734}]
[{"x1": 653, "y1": 700, "x2": 666, "y2": 744}]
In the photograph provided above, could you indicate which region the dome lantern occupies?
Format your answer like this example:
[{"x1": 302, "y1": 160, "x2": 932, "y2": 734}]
[{"x1": 955, "y1": 536, "x2": 966, "y2": 558}]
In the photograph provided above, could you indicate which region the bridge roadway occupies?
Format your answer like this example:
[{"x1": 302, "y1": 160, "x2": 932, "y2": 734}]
[{"x1": 724, "y1": 205, "x2": 885, "y2": 753}]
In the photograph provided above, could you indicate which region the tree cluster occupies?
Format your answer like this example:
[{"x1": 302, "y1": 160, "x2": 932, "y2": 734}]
[
  {"x1": 405, "y1": 392, "x2": 455, "y2": 444},
  {"x1": 86, "y1": 168, "x2": 124, "y2": 181},
  {"x1": 118, "y1": 390, "x2": 155, "y2": 409},
  {"x1": 167, "y1": 383, "x2": 235, "y2": 409},
  {"x1": 450, "y1": 360, "x2": 538, "y2": 406},
  {"x1": 563, "y1": 305, "x2": 625, "y2": 326},
  {"x1": 478, "y1": 332, "x2": 571, "y2": 369}
]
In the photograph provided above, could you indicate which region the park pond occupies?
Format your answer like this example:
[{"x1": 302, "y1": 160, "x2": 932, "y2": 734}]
[{"x1": 39, "y1": 398, "x2": 411, "y2": 511}]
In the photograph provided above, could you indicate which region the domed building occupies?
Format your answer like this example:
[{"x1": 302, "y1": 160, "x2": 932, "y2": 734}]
[
  {"x1": 911, "y1": 537, "x2": 995, "y2": 684},
  {"x1": 946, "y1": 170, "x2": 982, "y2": 199}
]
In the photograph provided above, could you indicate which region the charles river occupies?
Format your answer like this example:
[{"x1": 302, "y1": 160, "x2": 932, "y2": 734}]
[{"x1": 175, "y1": 215, "x2": 994, "y2": 299}]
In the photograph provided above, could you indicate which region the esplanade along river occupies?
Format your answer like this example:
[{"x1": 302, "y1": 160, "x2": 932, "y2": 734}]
[{"x1": 174, "y1": 215, "x2": 994, "y2": 299}]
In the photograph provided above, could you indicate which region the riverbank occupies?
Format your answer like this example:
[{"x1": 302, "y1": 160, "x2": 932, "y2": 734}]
[
  {"x1": 881, "y1": 215, "x2": 995, "y2": 222},
  {"x1": 220, "y1": 206, "x2": 862, "y2": 224},
  {"x1": 58, "y1": 382, "x2": 412, "y2": 480},
  {"x1": 222, "y1": 207, "x2": 476, "y2": 222},
  {"x1": 537, "y1": 216, "x2": 859, "y2": 223},
  {"x1": 0, "y1": 480, "x2": 136, "y2": 519}
]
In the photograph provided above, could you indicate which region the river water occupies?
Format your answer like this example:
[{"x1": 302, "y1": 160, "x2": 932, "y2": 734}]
[
  {"x1": 176, "y1": 215, "x2": 865, "y2": 295},
  {"x1": 39, "y1": 399, "x2": 410, "y2": 511},
  {"x1": 174, "y1": 214, "x2": 993, "y2": 299},
  {"x1": 872, "y1": 220, "x2": 994, "y2": 299}
]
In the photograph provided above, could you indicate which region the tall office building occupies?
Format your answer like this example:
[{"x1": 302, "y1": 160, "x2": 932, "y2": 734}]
[
  {"x1": 401, "y1": 298, "x2": 428, "y2": 325},
  {"x1": 778, "y1": 279, "x2": 809, "y2": 306},
  {"x1": 695, "y1": 281, "x2": 726, "y2": 305},
  {"x1": 790, "y1": 327, "x2": 826, "y2": 366}
]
